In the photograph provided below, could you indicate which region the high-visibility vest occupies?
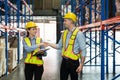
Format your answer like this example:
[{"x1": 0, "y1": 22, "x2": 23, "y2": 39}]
[
  {"x1": 62, "y1": 28, "x2": 81, "y2": 60},
  {"x1": 24, "y1": 37, "x2": 43, "y2": 65}
]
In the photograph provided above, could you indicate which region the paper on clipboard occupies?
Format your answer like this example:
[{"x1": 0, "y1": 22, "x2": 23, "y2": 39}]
[{"x1": 40, "y1": 48, "x2": 50, "y2": 52}]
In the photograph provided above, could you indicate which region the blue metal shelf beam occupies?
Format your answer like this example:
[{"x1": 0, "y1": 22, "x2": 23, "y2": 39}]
[
  {"x1": 86, "y1": 6, "x2": 101, "y2": 15},
  {"x1": 0, "y1": 0, "x2": 34, "y2": 76},
  {"x1": 85, "y1": 36, "x2": 100, "y2": 46},
  {"x1": 113, "y1": 29, "x2": 116, "y2": 74},
  {"x1": 112, "y1": 74, "x2": 120, "y2": 80},
  {"x1": 16, "y1": 0, "x2": 20, "y2": 64},
  {"x1": 95, "y1": 30, "x2": 97, "y2": 64},
  {"x1": 71, "y1": 0, "x2": 76, "y2": 12},
  {"x1": 84, "y1": 53, "x2": 100, "y2": 64},
  {"x1": 106, "y1": 27, "x2": 109, "y2": 74},
  {"x1": 5, "y1": 0, "x2": 8, "y2": 75}
]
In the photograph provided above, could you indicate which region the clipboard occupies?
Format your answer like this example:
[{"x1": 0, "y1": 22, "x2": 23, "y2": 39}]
[
  {"x1": 40, "y1": 48, "x2": 50, "y2": 52},
  {"x1": 33, "y1": 48, "x2": 50, "y2": 57}
]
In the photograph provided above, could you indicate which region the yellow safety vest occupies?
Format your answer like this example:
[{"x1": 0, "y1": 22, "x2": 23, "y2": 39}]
[
  {"x1": 24, "y1": 37, "x2": 43, "y2": 65},
  {"x1": 62, "y1": 28, "x2": 81, "y2": 60}
]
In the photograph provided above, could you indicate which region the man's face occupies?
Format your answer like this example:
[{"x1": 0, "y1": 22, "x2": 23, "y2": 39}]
[{"x1": 63, "y1": 19, "x2": 72, "y2": 28}]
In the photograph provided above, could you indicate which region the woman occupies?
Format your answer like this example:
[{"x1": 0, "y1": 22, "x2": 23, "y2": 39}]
[{"x1": 23, "y1": 21, "x2": 46, "y2": 80}]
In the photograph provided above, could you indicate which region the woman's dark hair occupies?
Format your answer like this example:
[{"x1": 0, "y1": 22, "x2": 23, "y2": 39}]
[{"x1": 26, "y1": 28, "x2": 31, "y2": 37}]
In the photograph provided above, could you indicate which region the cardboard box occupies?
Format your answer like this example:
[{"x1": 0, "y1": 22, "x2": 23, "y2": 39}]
[
  {"x1": 0, "y1": 61, "x2": 2, "y2": 77},
  {"x1": 8, "y1": 37, "x2": 18, "y2": 48},
  {"x1": 0, "y1": 59, "x2": 6, "y2": 77},
  {"x1": 2, "y1": 59, "x2": 6, "y2": 75},
  {"x1": 8, "y1": 48, "x2": 17, "y2": 72},
  {"x1": 0, "y1": 38, "x2": 5, "y2": 47},
  {"x1": 116, "y1": 0, "x2": 120, "y2": 13},
  {"x1": 116, "y1": 12, "x2": 120, "y2": 16},
  {"x1": 0, "y1": 47, "x2": 6, "y2": 76}
]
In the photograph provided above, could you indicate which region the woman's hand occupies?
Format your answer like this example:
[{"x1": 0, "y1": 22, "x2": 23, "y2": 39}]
[
  {"x1": 37, "y1": 42, "x2": 48, "y2": 47},
  {"x1": 43, "y1": 42, "x2": 50, "y2": 46},
  {"x1": 38, "y1": 50, "x2": 44, "y2": 54},
  {"x1": 43, "y1": 42, "x2": 57, "y2": 49}
]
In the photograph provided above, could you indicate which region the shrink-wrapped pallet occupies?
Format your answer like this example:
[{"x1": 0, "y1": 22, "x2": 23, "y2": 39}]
[
  {"x1": 0, "y1": 47, "x2": 6, "y2": 77},
  {"x1": 0, "y1": 38, "x2": 10, "y2": 49},
  {"x1": 8, "y1": 48, "x2": 17, "y2": 72},
  {"x1": 8, "y1": 37, "x2": 18, "y2": 48},
  {"x1": 20, "y1": 37, "x2": 23, "y2": 59},
  {"x1": 0, "y1": 38, "x2": 5, "y2": 47}
]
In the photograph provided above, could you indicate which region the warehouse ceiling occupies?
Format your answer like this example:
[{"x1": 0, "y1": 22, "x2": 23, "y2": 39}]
[
  {"x1": 33, "y1": 0, "x2": 60, "y2": 16},
  {"x1": 3, "y1": 0, "x2": 60, "y2": 16},
  {"x1": 33, "y1": 16, "x2": 56, "y2": 23}
]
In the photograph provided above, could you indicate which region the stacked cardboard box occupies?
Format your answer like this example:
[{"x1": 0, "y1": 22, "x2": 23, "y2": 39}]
[
  {"x1": 0, "y1": 38, "x2": 5, "y2": 46},
  {"x1": 0, "y1": 47, "x2": 6, "y2": 77},
  {"x1": 8, "y1": 48, "x2": 17, "y2": 73},
  {"x1": 8, "y1": 37, "x2": 18, "y2": 73},
  {"x1": 92, "y1": 0, "x2": 101, "y2": 22},
  {"x1": 9, "y1": 36, "x2": 24, "y2": 60},
  {"x1": 85, "y1": 6, "x2": 89, "y2": 25},
  {"x1": 0, "y1": 38, "x2": 6, "y2": 77},
  {"x1": 0, "y1": 37, "x2": 23, "y2": 75},
  {"x1": 116, "y1": 0, "x2": 120, "y2": 16},
  {"x1": 84, "y1": 0, "x2": 101, "y2": 24},
  {"x1": 8, "y1": 37, "x2": 18, "y2": 48}
]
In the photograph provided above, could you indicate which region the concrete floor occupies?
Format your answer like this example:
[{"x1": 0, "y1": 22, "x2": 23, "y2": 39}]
[{"x1": 0, "y1": 48, "x2": 120, "y2": 80}]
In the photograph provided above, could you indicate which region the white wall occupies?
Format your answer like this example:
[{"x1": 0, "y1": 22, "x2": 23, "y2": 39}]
[{"x1": 36, "y1": 21, "x2": 57, "y2": 43}]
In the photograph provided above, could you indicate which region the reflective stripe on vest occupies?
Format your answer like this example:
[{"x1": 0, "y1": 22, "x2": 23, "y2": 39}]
[
  {"x1": 24, "y1": 37, "x2": 43, "y2": 65},
  {"x1": 62, "y1": 28, "x2": 81, "y2": 60}
]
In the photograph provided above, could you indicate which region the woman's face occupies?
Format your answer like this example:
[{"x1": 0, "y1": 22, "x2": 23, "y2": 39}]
[{"x1": 28, "y1": 27, "x2": 37, "y2": 36}]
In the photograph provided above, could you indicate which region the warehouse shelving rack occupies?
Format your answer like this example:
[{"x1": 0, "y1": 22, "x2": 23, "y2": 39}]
[
  {"x1": 61, "y1": 0, "x2": 120, "y2": 80},
  {"x1": 79, "y1": 16, "x2": 120, "y2": 80},
  {"x1": 0, "y1": 0, "x2": 34, "y2": 76}
]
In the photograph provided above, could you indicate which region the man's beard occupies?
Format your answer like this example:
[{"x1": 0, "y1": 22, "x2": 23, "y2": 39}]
[{"x1": 64, "y1": 24, "x2": 69, "y2": 29}]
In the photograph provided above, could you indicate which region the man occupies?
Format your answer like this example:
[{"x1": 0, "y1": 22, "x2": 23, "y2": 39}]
[{"x1": 46, "y1": 12, "x2": 86, "y2": 80}]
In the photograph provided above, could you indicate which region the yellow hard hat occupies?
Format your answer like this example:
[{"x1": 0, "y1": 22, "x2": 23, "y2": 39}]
[
  {"x1": 25, "y1": 21, "x2": 37, "y2": 29},
  {"x1": 63, "y1": 12, "x2": 77, "y2": 22}
]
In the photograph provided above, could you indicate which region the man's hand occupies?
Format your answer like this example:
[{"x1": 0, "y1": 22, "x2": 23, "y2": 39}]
[
  {"x1": 43, "y1": 42, "x2": 50, "y2": 47},
  {"x1": 76, "y1": 64, "x2": 83, "y2": 73},
  {"x1": 76, "y1": 56, "x2": 85, "y2": 73},
  {"x1": 43, "y1": 42, "x2": 58, "y2": 49},
  {"x1": 37, "y1": 42, "x2": 49, "y2": 47},
  {"x1": 43, "y1": 42, "x2": 50, "y2": 46}
]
